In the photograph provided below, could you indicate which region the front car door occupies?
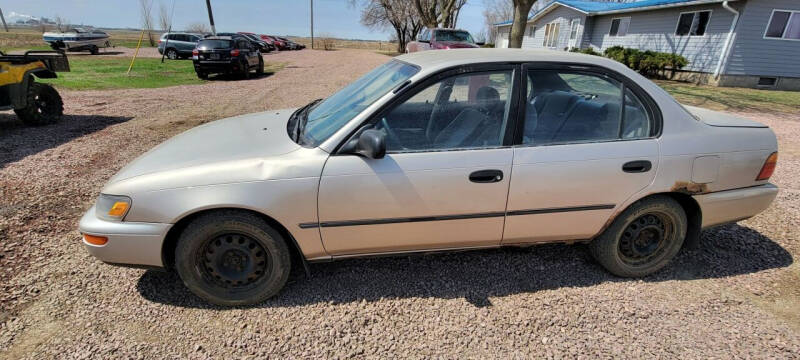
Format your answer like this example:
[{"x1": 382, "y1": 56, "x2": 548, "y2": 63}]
[
  {"x1": 318, "y1": 65, "x2": 521, "y2": 255},
  {"x1": 503, "y1": 63, "x2": 660, "y2": 244}
]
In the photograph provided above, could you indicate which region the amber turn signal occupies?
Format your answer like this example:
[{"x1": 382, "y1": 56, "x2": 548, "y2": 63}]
[
  {"x1": 756, "y1": 152, "x2": 778, "y2": 181},
  {"x1": 83, "y1": 234, "x2": 108, "y2": 246},
  {"x1": 108, "y1": 202, "x2": 129, "y2": 217}
]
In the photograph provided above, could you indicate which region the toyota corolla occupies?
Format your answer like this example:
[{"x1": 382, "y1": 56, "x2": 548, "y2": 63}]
[{"x1": 80, "y1": 49, "x2": 779, "y2": 305}]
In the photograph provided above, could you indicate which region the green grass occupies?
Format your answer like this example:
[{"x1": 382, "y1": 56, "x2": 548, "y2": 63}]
[
  {"x1": 39, "y1": 58, "x2": 285, "y2": 90},
  {"x1": 655, "y1": 80, "x2": 800, "y2": 114}
]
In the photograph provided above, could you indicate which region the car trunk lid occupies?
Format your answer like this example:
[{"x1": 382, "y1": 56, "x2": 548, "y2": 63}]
[{"x1": 684, "y1": 105, "x2": 768, "y2": 128}]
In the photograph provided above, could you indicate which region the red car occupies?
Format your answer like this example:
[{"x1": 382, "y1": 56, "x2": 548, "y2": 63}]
[
  {"x1": 406, "y1": 28, "x2": 482, "y2": 53},
  {"x1": 263, "y1": 35, "x2": 288, "y2": 51}
]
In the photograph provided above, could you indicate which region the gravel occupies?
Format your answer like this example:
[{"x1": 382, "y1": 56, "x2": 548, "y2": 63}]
[{"x1": 1, "y1": 49, "x2": 799, "y2": 358}]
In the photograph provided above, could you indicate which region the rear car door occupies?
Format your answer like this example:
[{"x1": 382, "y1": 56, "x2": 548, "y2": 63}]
[
  {"x1": 317, "y1": 65, "x2": 521, "y2": 255},
  {"x1": 503, "y1": 63, "x2": 660, "y2": 244}
]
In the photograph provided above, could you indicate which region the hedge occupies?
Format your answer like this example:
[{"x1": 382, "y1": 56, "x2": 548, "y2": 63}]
[{"x1": 569, "y1": 46, "x2": 688, "y2": 78}]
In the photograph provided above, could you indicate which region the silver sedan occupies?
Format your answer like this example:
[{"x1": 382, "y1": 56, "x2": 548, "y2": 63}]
[{"x1": 80, "y1": 49, "x2": 779, "y2": 305}]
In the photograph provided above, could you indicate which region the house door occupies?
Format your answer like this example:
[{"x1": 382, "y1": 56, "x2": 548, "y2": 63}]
[
  {"x1": 568, "y1": 19, "x2": 581, "y2": 49},
  {"x1": 499, "y1": 29, "x2": 509, "y2": 48}
]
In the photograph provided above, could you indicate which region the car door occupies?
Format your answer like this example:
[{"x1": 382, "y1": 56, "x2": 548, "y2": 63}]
[
  {"x1": 317, "y1": 65, "x2": 521, "y2": 255},
  {"x1": 502, "y1": 64, "x2": 660, "y2": 244}
]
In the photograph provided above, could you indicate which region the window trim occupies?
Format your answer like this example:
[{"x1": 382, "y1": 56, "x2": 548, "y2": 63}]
[
  {"x1": 674, "y1": 10, "x2": 712, "y2": 37},
  {"x1": 513, "y1": 62, "x2": 663, "y2": 148},
  {"x1": 609, "y1": 17, "x2": 631, "y2": 37},
  {"x1": 763, "y1": 9, "x2": 800, "y2": 41},
  {"x1": 333, "y1": 63, "x2": 523, "y2": 155},
  {"x1": 543, "y1": 22, "x2": 561, "y2": 48}
]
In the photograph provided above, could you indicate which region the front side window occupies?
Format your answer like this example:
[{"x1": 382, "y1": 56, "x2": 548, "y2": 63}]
[
  {"x1": 522, "y1": 70, "x2": 651, "y2": 146},
  {"x1": 765, "y1": 10, "x2": 800, "y2": 40},
  {"x1": 301, "y1": 60, "x2": 419, "y2": 146},
  {"x1": 676, "y1": 11, "x2": 711, "y2": 36},
  {"x1": 374, "y1": 70, "x2": 514, "y2": 152},
  {"x1": 609, "y1": 17, "x2": 630, "y2": 37}
]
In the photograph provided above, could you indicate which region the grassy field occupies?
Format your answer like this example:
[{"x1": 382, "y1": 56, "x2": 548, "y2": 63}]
[
  {"x1": 656, "y1": 80, "x2": 800, "y2": 114},
  {"x1": 39, "y1": 58, "x2": 285, "y2": 90},
  {"x1": 0, "y1": 27, "x2": 157, "y2": 53}
]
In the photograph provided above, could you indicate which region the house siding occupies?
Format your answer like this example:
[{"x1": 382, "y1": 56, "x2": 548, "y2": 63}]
[
  {"x1": 724, "y1": 0, "x2": 800, "y2": 77},
  {"x1": 587, "y1": 3, "x2": 741, "y2": 73},
  {"x1": 522, "y1": 6, "x2": 586, "y2": 50}
]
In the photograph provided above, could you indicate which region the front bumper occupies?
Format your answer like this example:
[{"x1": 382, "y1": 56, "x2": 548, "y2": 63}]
[
  {"x1": 694, "y1": 183, "x2": 778, "y2": 228},
  {"x1": 79, "y1": 205, "x2": 171, "y2": 268}
]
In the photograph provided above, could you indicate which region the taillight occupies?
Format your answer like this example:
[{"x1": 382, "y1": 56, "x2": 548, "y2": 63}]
[
  {"x1": 158, "y1": 39, "x2": 162, "y2": 44},
  {"x1": 756, "y1": 152, "x2": 778, "y2": 181},
  {"x1": 192, "y1": 49, "x2": 199, "y2": 56},
  {"x1": 230, "y1": 49, "x2": 240, "y2": 57}
]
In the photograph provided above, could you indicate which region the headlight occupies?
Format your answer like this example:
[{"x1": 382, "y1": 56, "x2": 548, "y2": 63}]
[{"x1": 95, "y1": 194, "x2": 132, "y2": 221}]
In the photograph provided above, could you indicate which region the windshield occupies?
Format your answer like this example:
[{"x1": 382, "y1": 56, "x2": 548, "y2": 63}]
[
  {"x1": 197, "y1": 40, "x2": 232, "y2": 49},
  {"x1": 300, "y1": 60, "x2": 419, "y2": 146},
  {"x1": 434, "y1": 30, "x2": 474, "y2": 43}
]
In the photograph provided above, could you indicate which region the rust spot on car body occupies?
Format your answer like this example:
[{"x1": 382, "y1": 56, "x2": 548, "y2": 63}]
[{"x1": 671, "y1": 181, "x2": 709, "y2": 195}]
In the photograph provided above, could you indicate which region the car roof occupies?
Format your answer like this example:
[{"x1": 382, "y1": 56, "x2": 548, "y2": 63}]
[
  {"x1": 203, "y1": 36, "x2": 233, "y2": 40},
  {"x1": 396, "y1": 48, "x2": 624, "y2": 73}
]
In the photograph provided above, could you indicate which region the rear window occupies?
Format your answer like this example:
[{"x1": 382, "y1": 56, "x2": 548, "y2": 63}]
[{"x1": 197, "y1": 39, "x2": 232, "y2": 49}]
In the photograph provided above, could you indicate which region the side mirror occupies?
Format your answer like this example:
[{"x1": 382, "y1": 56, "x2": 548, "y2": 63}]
[
  {"x1": 343, "y1": 129, "x2": 386, "y2": 159},
  {"x1": 476, "y1": 41, "x2": 485, "y2": 46}
]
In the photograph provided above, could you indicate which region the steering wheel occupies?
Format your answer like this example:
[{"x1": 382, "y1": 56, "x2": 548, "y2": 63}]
[{"x1": 380, "y1": 117, "x2": 405, "y2": 150}]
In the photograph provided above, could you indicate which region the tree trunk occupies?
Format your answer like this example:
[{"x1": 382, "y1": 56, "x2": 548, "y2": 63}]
[{"x1": 509, "y1": 0, "x2": 535, "y2": 48}]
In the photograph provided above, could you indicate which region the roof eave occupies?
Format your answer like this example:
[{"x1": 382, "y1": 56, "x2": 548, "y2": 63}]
[{"x1": 587, "y1": 0, "x2": 736, "y2": 16}]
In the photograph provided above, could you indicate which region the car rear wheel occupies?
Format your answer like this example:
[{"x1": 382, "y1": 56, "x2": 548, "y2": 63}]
[
  {"x1": 196, "y1": 71, "x2": 208, "y2": 79},
  {"x1": 89, "y1": 45, "x2": 99, "y2": 55},
  {"x1": 166, "y1": 48, "x2": 178, "y2": 60},
  {"x1": 15, "y1": 82, "x2": 64, "y2": 125},
  {"x1": 240, "y1": 60, "x2": 251, "y2": 80},
  {"x1": 590, "y1": 196, "x2": 687, "y2": 277},
  {"x1": 175, "y1": 210, "x2": 291, "y2": 306}
]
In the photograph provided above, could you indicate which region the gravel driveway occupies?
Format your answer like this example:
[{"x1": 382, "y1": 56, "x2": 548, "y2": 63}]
[{"x1": 1, "y1": 49, "x2": 799, "y2": 358}]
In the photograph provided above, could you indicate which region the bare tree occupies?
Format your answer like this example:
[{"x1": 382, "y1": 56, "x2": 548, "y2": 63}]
[
  {"x1": 185, "y1": 22, "x2": 210, "y2": 34},
  {"x1": 139, "y1": 0, "x2": 155, "y2": 46},
  {"x1": 509, "y1": 0, "x2": 536, "y2": 48},
  {"x1": 158, "y1": 2, "x2": 171, "y2": 32},
  {"x1": 412, "y1": 0, "x2": 466, "y2": 28},
  {"x1": 352, "y1": 0, "x2": 424, "y2": 53},
  {"x1": 482, "y1": 0, "x2": 513, "y2": 43},
  {"x1": 54, "y1": 15, "x2": 68, "y2": 32}
]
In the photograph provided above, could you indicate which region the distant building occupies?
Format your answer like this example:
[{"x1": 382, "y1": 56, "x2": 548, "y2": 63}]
[{"x1": 494, "y1": 0, "x2": 800, "y2": 90}]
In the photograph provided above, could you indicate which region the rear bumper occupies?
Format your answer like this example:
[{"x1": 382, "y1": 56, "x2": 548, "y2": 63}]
[
  {"x1": 193, "y1": 60, "x2": 237, "y2": 73},
  {"x1": 79, "y1": 206, "x2": 171, "y2": 268},
  {"x1": 694, "y1": 183, "x2": 778, "y2": 228}
]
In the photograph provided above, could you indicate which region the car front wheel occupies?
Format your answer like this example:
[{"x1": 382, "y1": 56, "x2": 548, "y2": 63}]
[
  {"x1": 590, "y1": 196, "x2": 687, "y2": 277},
  {"x1": 175, "y1": 210, "x2": 291, "y2": 306}
]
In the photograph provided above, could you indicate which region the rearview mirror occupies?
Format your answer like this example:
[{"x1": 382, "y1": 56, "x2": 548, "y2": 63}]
[{"x1": 354, "y1": 129, "x2": 386, "y2": 159}]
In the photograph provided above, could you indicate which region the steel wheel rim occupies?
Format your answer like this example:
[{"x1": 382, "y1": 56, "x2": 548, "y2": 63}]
[
  {"x1": 618, "y1": 212, "x2": 674, "y2": 267},
  {"x1": 197, "y1": 233, "x2": 270, "y2": 290}
]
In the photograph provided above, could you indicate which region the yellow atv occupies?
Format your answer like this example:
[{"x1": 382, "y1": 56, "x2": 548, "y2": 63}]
[{"x1": 0, "y1": 50, "x2": 70, "y2": 125}]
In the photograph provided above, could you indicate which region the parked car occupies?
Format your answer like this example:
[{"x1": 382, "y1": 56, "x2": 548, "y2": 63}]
[
  {"x1": 277, "y1": 36, "x2": 304, "y2": 50},
  {"x1": 158, "y1": 32, "x2": 202, "y2": 59},
  {"x1": 406, "y1": 28, "x2": 482, "y2": 53},
  {"x1": 266, "y1": 35, "x2": 288, "y2": 50},
  {"x1": 80, "y1": 49, "x2": 779, "y2": 306},
  {"x1": 238, "y1": 32, "x2": 274, "y2": 53},
  {"x1": 191, "y1": 36, "x2": 263, "y2": 79}
]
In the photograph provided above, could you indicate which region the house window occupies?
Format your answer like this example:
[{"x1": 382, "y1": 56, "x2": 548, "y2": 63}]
[
  {"x1": 675, "y1": 11, "x2": 711, "y2": 36},
  {"x1": 529, "y1": 25, "x2": 536, "y2": 37},
  {"x1": 765, "y1": 10, "x2": 800, "y2": 40},
  {"x1": 609, "y1": 17, "x2": 630, "y2": 36},
  {"x1": 543, "y1": 22, "x2": 560, "y2": 47}
]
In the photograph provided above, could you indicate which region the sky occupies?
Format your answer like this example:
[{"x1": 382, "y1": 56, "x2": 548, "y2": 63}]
[{"x1": 3, "y1": 0, "x2": 488, "y2": 41}]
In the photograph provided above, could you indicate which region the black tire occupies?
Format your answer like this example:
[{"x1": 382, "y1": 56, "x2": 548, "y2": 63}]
[
  {"x1": 89, "y1": 45, "x2": 99, "y2": 55},
  {"x1": 197, "y1": 71, "x2": 208, "y2": 80},
  {"x1": 590, "y1": 196, "x2": 687, "y2": 278},
  {"x1": 14, "y1": 82, "x2": 64, "y2": 125},
  {"x1": 166, "y1": 48, "x2": 178, "y2": 60},
  {"x1": 240, "y1": 60, "x2": 250, "y2": 80},
  {"x1": 175, "y1": 210, "x2": 291, "y2": 306},
  {"x1": 256, "y1": 57, "x2": 264, "y2": 75}
]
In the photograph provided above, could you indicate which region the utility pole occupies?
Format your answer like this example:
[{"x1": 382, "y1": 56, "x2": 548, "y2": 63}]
[
  {"x1": 0, "y1": 8, "x2": 8, "y2": 32},
  {"x1": 310, "y1": 0, "x2": 314, "y2": 49},
  {"x1": 205, "y1": 0, "x2": 216, "y2": 36}
]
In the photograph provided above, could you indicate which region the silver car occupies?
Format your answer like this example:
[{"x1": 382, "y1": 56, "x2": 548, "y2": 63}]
[{"x1": 80, "y1": 49, "x2": 779, "y2": 305}]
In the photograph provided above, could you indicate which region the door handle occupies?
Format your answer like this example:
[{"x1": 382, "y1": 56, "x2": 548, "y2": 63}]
[
  {"x1": 469, "y1": 169, "x2": 503, "y2": 183},
  {"x1": 622, "y1": 160, "x2": 652, "y2": 173}
]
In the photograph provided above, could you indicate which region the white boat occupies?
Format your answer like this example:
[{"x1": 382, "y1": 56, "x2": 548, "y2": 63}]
[{"x1": 43, "y1": 28, "x2": 110, "y2": 54}]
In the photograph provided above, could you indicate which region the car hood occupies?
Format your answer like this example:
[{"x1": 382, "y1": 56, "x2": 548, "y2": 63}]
[{"x1": 106, "y1": 109, "x2": 301, "y2": 187}]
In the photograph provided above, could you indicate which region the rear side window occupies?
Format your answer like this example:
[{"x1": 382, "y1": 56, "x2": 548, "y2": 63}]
[
  {"x1": 522, "y1": 70, "x2": 651, "y2": 146},
  {"x1": 198, "y1": 40, "x2": 232, "y2": 49}
]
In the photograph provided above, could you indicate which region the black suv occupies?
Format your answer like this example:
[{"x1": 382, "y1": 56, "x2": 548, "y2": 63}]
[{"x1": 192, "y1": 36, "x2": 264, "y2": 79}]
